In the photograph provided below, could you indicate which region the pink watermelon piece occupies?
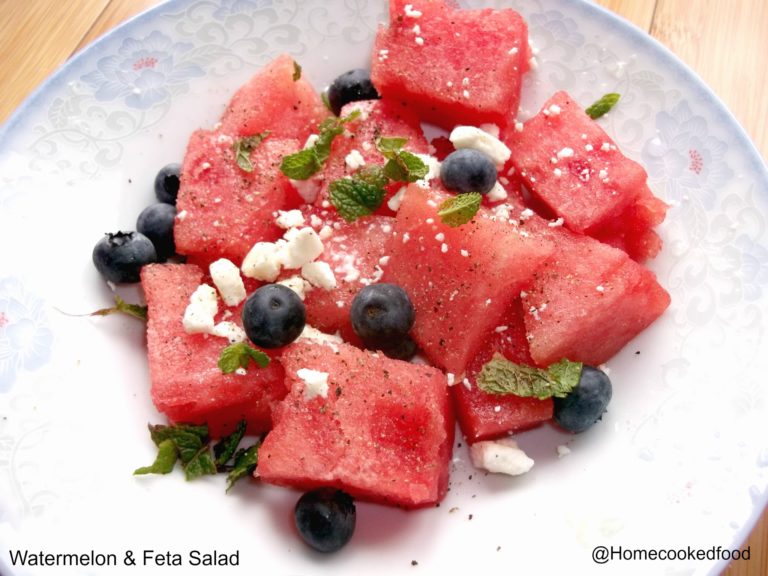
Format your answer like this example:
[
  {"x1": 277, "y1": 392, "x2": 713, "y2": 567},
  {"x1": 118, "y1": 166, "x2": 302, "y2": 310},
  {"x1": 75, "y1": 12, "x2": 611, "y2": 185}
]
[
  {"x1": 506, "y1": 91, "x2": 652, "y2": 234},
  {"x1": 371, "y1": 0, "x2": 531, "y2": 129},
  {"x1": 175, "y1": 133, "x2": 301, "y2": 267},
  {"x1": 521, "y1": 229, "x2": 671, "y2": 366},
  {"x1": 257, "y1": 340, "x2": 454, "y2": 508},
  {"x1": 452, "y1": 298, "x2": 553, "y2": 442},
  {"x1": 141, "y1": 263, "x2": 288, "y2": 437},
  {"x1": 313, "y1": 99, "x2": 429, "y2": 211},
  {"x1": 382, "y1": 184, "x2": 554, "y2": 375},
  {"x1": 219, "y1": 54, "x2": 329, "y2": 141},
  {"x1": 295, "y1": 210, "x2": 396, "y2": 345}
]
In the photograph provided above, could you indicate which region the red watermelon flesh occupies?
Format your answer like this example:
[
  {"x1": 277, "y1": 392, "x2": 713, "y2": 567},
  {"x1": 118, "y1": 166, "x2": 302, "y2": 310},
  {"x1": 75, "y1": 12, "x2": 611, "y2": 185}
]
[
  {"x1": 257, "y1": 340, "x2": 454, "y2": 508},
  {"x1": 141, "y1": 263, "x2": 288, "y2": 437},
  {"x1": 219, "y1": 54, "x2": 329, "y2": 141},
  {"x1": 505, "y1": 91, "x2": 650, "y2": 234},
  {"x1": 522, "y1": 229, "x2": 671, "y2": 367},
  {"x1": 382, "y1": 184, "x2": 554, "y2": 375},
  {"x1": 312, "y1": 99, "x2": 429, "y2": 211},
  {"x1": 592, "y1": 183, "x2": 668, "y2": 262},
  {"x1": 295, "y1": 210, "x2": 396, "y2": 344},
  {"x1": 371, "y1": 0, "x2": 531, "y2": 129},
  {"x1": 452, "y1": 298, "x2": 553, "y2": 442},
  {"x1": 175, "y1": 132, "x2": 301, "y2": 268}
]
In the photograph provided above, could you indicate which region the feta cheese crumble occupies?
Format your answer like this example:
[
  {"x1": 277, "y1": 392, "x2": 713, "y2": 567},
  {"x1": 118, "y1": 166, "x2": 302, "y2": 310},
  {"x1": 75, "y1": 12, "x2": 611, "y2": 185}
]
[
  {"x1": 388, "y1": 186, "x2": 407, "y2": 211},
  {"x1": 209, "y1": 258, "x2": 247, "y2": 306},
  {"x1": 211, "y1": 321, "x2": 247, "y2": 344},
  {"x1": 301, "y1": 261, "x2": 337, "y2": 290},
  {"x1": 298, "y1": 368, "x2": 330, "y2": 400},
  {"x1": 344, "y1": 149, "x2": 366, "y2": 170},
  {"x1": 486, "y1": 181, "x2": 508, "y2": 202},
  {"x1": 449, "y1": 126, "x2": 511, "y2": 167},
  {"x1": 278, "y1": 275, "x2": 312, "y2": 300},
  {"x1": 469, "y1": 438, "x2": 534, "y2": 476},
  {"x1": 241, "y1": 242, "x2": 283, "y2": 282},
  {"x1": 182, "y1": 284, "x2": 218, "y2": 334},
  {"x1": 279, "y1": 227, "x2": 324, "y2": 269},
  {"x1": 275, "y1": 209, "x2": 306, "y2": 230}
]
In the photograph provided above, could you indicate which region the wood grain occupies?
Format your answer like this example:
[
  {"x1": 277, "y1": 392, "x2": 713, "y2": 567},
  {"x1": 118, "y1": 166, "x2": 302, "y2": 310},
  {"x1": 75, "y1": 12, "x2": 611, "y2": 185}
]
[{"x1": 0, "y1": 1, "x2": 766, "y2": 574}]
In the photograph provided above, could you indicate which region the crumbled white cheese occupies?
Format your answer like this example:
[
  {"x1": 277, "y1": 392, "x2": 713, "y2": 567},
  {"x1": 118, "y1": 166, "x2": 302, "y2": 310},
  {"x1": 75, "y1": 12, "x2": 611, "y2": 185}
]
[
  {"x1": 449, "y1": 126, "x2": 511, "y2": 167},
  {"x1": 388, "y1": 186, "x2": 407, "y2": 211},
  {"x1": 599, "y1": 169, "x2": 609, "y2": 180},
  {"x1": 279, "y1": 227, "x2": 324, "y2": 269},
  {"x1": 556, "y1": 147, "x2": 574, "y2": 159},
  {"x1": 596, "y1": 285, "x2": 605, "y2": 293},
  {"x1": 548, "y1": 217, "x2": 565, "y2": 228},
  {"x1": 441, "y1": 243, "x2": 449, "y2": 253},
  {"x1": 470, "y1": 438, "x2": 534, "y2": 476},
  {"x1": 463, "y1": 90, "x2": 470, "y2": 99},
  {"x1": 290, "y1": 178, "x2": 321, "y2": 203},
  {"x1": 298, "y1": 368, "x2": 330, "y2": 400},
  {"x1": 176, "y1": 210, "x2": 188, "y2": 221},
  {"x1": 319, "y1": 225, "x2": 333, "y2": 240},
  {"x1": 486, "y1": 181, "x2": 508, "y2": 202},
  {"x1": 310, "y1": 214, "x2": 323, "y2": 229},
  {"x1": 508, "y1": 47, "x2": 519, "y2": 55},
  {"x1": 446, "y1": 373, "x2": 456, "y2": 386},
  {"x1": 209, "y1": 258, "x2": 247, "y2": 306},
  {"x1": 514, "y1": 121, "x2": 524, "y2": 132},
  {"x1": 415, "y1": 36, "x2": 425, "y2": 46},
  {"x1": 182, "y1": 284, "x2": 218, "y2": 334},
  {"x1": 519, "y1": 208, "x2": 535, "y2": 220},
  {"x1": 414, "y1": 154, "x2": 441, "y2": 189},
  {"x1": 557, "y1": 445, "x2": 572, "y2": 458},
  {"x1": 585, "y1": 144, "x2": 594, "y2": 152},
  {"x1": 402, "y1": 232, "x2": 411, "y2": 243},
  {"x1": 242, "y1": 242, "x2": 283, "y2": 281},
  {"x1": 494, "y1": 325, "x2": 509, "y2": 333},
  {"x1": 278, "y1": 275, "x2": 312, "y2": 300},
  {"x1": 303, "y1": 134, "x2": 319, "y2": 149},
  {"x1": 379, "y1": 255, "x2": 390, "y2": 266},
  {"x1": 460, "y1": 249, "x2": 469, "y2": 257},
  {"x1": 462, "y1": 377, "x2": 471, "y2": 390},
  {"x1": 301, "y1": 261, "x2": 337, "y2": 290},
  {"x1": 435, "y1": 232, "x2": 445, "y2": 242},
  {"x1": 601, "y1": 142, "x2": 613, "y2": 152},
  {"x1": 275, "y1": 209, "x2": 306, "y2": 230},
  {"x1": 211, "y1": 321, "x2": 246, "y2": 344},
  {"x1": 404, "y1": 4, "x2": 422, "y2": 18},
  {"x1": 543, "y1": 104, "x2": 562, "y2": 117},
  {"x1": 344, "y1": 149, "x2": 366, "y2": 170},
  {"x1": 553, "y1": 168, "x2": 562, "y2": 177},
  {"x1": 298, "y1": 325, "x2": 343, "y2": 351}
]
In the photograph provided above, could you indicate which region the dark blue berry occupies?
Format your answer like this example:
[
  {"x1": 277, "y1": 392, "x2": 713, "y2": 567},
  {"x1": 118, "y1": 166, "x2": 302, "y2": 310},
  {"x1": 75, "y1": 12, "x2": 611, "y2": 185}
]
[
  {"x1": 136, "y1": 203, "x2": 176, "y2": 262},
  {"x1": 294, "y1": 488, "x2": 356, "y2": 553},
  {"x1": 350, "y1": 283, "x2": 415, "y2": 352},
  {"x1": 327, "y1": 69, "x2": 380, "y2": 116},
  {"x1": 440, "y1": 148, "x2": 497, "y2": 195},
  {"x1": 92, "y1": 231, "x2": 157, "y2": 284},
  {"x1": 154, "y1": 163, "x2": 181, "y2": 205},
  {"x1": 242, "y1": 284, "x2": 305, "y2": 349},
  {"x1": 553, "y1": 365, "x2": 613, "y2": 433}
]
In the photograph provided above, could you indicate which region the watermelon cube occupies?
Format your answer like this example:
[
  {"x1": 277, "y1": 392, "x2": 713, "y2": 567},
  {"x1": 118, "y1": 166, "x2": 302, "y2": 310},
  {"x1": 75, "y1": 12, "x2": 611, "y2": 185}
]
[
  {"x1": 371, "y1": 0, "x2": 531, "y2": 129},
  {"x1": 521, "y1": 230, "x2": 671, "y2": 366},
  {"x1": 219, "y1": 54, "x2": 329, "y2": 141},
  {"x1": 382, "y1": 184, "x2": 554, "y2": 375},
  {"x1": 257, "y1": 340, "x2": 454, "y2": 508},
  {"x1": 313, "y1": 99, "x2": 429, "y2": 210},
  {"x1": 506, "y1": 91, "x2": 651, "y2": 234},
  {"x1": 175, "y1": 132, "x2": 301, "y2": 267},
  {"x1": 141, "y1": 263, "x2": 288, "y2": 437},
  {"x1": 299, "y1": 211, "x2": 396, "y2": 344},
  {"x1": 452, "y1": 298, "x2": 553, "y2": 442}
]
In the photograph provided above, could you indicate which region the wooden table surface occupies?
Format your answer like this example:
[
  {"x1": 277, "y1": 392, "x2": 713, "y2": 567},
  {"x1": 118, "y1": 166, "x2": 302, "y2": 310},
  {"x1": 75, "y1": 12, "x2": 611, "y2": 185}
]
[{"x1": 1, "y1": 0, "x2": 766, "y2": 574}]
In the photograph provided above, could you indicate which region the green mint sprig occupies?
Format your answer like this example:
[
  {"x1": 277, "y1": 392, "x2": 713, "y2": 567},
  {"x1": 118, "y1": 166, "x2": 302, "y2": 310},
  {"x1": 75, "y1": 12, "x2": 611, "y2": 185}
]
[
  {"x1": 437, "y1": 192, "x2": 482, "y2": 227},
  {"x1": 135, "y1": 420, "x2": 260, "y2": 490},
  {"x1": 477, "y1": 355, "x2": 583, "y2": 399},
  {"x1": 90, "y1": 294, "x2": 147, "y2": 321},
  {"x1": 218, "y1": 342, "x2": 270, "y2": 374},
  {"x1": 280, "y1": 111, "x2": 361, "y2": 180},
  {"x1": 376, "y1": 137, "x2": 429, "y2": 183},
  {"x1": 585, "y1": 93, "x2": 621, "y2": 119},
  {"x1": 329, "y1": 166, "x2": 389, "y2": 222},
  {"x1": 233, "y1": 131, "x2": 271, "y2": 172}
]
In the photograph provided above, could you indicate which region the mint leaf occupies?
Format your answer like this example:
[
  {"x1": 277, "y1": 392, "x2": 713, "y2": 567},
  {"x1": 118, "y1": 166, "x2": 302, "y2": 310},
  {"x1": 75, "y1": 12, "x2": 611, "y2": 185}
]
[
  {"x1": 134, "y1": 439, "x2": 178, "y2": 475},
  {"x1": 321, "y1": 91, "x2": 332, "y2": 112},
  {"x1": 292, "y1": 60, "x2": 302, "y2": 81},
  {"x1": 226, "y1": 444, "x2": 259, "y2": 492},
  {"x1": 329, "y1": 176, "x2": 386, "y2": 222},
  {"x1": 233, "y1": 131, "x2": 270, "y2": 172},
  {"x1": 148, "y1": 423, "x2": 208, "y2": 464},
  {"x1": 213, "y1": 420, "x2": 246, "y2": 467},
  {"x1": 279, "y1": 111, "x2": 360, "y2": 180},
  {"x1": 90, "y1": 294, "x2": 147, "y2": 321},
  {"x1": 477, "y1": 354, "x2": 583, "y2": 399},
  {"x1": 183, "y1": 445, "x2": 217, "y2": 480},
  {"x1": 218, "y1": 342, "x2": 270, "y2": 374},
  {"x1": 437, "y1": 192, "x2": 482, "y2": 227},
  {"x1": 585, "y1": 93, "x2": 621, "y2": 119},
  {"x1": 376, "y1": 136, "x2": 408, "y2": 157}
]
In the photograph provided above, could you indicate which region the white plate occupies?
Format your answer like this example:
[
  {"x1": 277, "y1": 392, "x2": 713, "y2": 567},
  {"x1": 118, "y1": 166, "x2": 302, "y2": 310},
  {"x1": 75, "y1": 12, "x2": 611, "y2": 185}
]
[{"x1": 1, "y1": 1, "x2": 767, "y2": 575}]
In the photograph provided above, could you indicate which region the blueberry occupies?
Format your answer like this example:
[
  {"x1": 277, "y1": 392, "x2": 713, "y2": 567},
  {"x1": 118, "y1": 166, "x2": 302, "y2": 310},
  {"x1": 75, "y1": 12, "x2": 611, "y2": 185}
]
[
  {"x1": 327, "y1": 69, "x2": 380, "y2": 116},
  {"x1": 294, "y1": 488, "x2": 356, "y2": 553},
  {"x1": 242, "y1": 284, "x2": 306, "y2": 349},
  {"x1": 136, "y1": 203, "x2": 176, "y2": 262},
  {"x1": 440, "y1": 148, "x2": 497, "y2": 195},
  {"x1": 92, "y1": 231, "x2": 157, "y2": 284},
  {"x1": 350, "y1": 283, "x2": 415, "y2": 352},
  {"x1": 154, "y1": 163, "x2": 181, "y2": 205},
  {"x1": 553, "y1": 365, "x2": 613, "y2": 433}
]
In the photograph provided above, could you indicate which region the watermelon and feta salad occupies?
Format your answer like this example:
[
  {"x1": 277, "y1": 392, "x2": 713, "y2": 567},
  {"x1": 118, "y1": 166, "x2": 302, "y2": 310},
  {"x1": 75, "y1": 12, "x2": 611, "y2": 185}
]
[{"x1": 91, "y1": 0, "x2": 670, "y2": 552}]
